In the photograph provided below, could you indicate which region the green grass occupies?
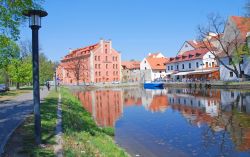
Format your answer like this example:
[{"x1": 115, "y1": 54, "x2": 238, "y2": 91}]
[
  {"x1": 4, "y1": 90, "x2": 58, "y2": 156},
  {"x1": 61, "y1": 87, "x2": 129, "y2": 157}
]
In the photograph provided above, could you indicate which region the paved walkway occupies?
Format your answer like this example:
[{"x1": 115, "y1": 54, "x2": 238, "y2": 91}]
[
  {"x1": 0, "y1": 88, "x2": 50, "y2": 156},
  {"x1": 54, "y1": 89, "x2": 63, "y2": 157}
]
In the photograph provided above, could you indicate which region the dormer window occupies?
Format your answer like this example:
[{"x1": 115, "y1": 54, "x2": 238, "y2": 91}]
[
  {"x1": 196, "y1": 53, "x2": 201, "y2": 57},
  {"x1": 157, "y1": 64, "x2": 160, "y2": 66},
  {"x1": 189, "y1": 54, "x2": 193, "y2": 58}
]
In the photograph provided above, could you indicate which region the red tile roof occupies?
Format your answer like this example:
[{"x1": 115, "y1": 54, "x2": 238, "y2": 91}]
[
  {"x1": 168, "y1": 48, "x2": 209, "y2": 63},
  {"x1": 63, "y1": 43, "x2": 99, "y2": 60},
  {"x1": 122, "y1": 61, "x2": 140, "y2": 70},
  {"x1": 146, "y1": 56, "x2": 169, "y2": 70},
  {"x1": 231, "y1": 16, "x2": 250, "y2": 39}
]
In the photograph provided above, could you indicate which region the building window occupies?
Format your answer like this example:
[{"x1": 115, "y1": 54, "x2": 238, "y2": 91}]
[
  {"x1": 231, "y1": 92, "x2": 234, "y2": 98},
  {"x1": 113, "y1": 64, "x2": 115, "y2": 69},
  {"x1": 98, "y1": 56, "x2": 100, "y2": 61},
  {"x1": 98, "y1": 64, "x2": 100, "y2": 69},
  {"x1": 212, "y1": 62, "x2": 215, "y2": 67},
  {"x1": 230, "y1": 72, "x2": 233, "y2": 77},
  {"x1": 95, "y1": 71, "x2": 97, "y2": 75},
  {"x1": 209, "y1": 55, "x2": 211, "y2": 58},
  {"x1": 160, "y1": 71, "x2": 162, "y2": 73},
  {"x1": 95, "y1": 64, "x2": 97, "y2": 68},
  {"x1": 95, "y1": 56, "x2": 97, "y2": 61},
  {"x1": 189, "y1": 63, "x2": 191, "y2": 69},
  {"x1": 105, "y1": 56, "x2": 108, "y2": 61},
  {"x1": 145, "y1": 67, "x2": 147, "y2": 70},
  {"x1": 116, "y1": 64, "x2": 118, "y2": 69},
  {"x1": 176, "y1": 65, "x2": 179, "y2": 70},
  {"x1": 196, "y1": 62, "x2": 199, "y2": 68},
  {"x1": 105, "y1": 49, "x2": 108, "y2": 54},
  {"x1": 99, "y1": 72, "x2": 101, "y2": 76},
  {"x1": 206, "y1": 62, "x2": 208, "y2": 68},
  {"x1": 171, "y1": 66, "x2": 173, "y2": 70},
  {"x1": 144, "y1": 60, "x2": 146, "y2": 63},
  {"x1": 116, "y1": 57, "x2": 118, "y2": 61},
  {"x1": 116, "y1": 71, "x2": 118, "y2": 75},
  {"x1": 106, "y1": 64, "x2": 108, "y2": 68},
  {"x1": 106, "y1": 71, "x2": 108, "y2": 76},
  {"x1": 168, "y1": 66, "x2": 170, "y2": 70},
  {"x1": 182, "y1": 64, "x2": 184, "y2": 69}
]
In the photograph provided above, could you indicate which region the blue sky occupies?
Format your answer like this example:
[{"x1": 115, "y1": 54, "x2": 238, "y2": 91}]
[{"x1": 20, "y1": 0, "x2": 246, "y2": 62}]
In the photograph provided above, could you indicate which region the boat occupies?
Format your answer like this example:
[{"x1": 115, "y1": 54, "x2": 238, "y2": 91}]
[{"x1": 143, "y1": 82, "x2": 164, "y2": 89}]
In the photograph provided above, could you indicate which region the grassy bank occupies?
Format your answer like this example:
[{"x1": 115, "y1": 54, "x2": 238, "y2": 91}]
[
  {"x1": 61, "y1": 87, "x2": 129, "y2": 157},
  {"x1": 3, "y1": 90, "x2": 58, "y2": 157}
]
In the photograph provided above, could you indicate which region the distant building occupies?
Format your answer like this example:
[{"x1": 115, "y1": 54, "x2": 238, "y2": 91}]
[
  {"x1": 140, "y1": 53, "x2": 168, "y2": 82},
  {"x1": 121, "y1": 61, "x2": 141, "y2": 82},
  {"x1": 57, "y1": 39, "x2": 121, "y2": 85},
  {"x1": 166, "y1": 48, "x2": 219, "y2": 81},
  {"x1": 219, "y1": 16, "x2": 250, "y2": 81}
]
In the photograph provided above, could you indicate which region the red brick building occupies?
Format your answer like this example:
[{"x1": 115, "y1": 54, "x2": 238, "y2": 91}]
[{"x1": 57, "y1": 39, "x2": 121, "y2": 85}]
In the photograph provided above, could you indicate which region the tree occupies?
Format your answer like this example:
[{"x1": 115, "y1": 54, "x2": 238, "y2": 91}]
[
  {"x1": 0, "y1": 0, "x2": 43, "y2": 88},
  {"x1": 65, "y1": 56, "x2": 89, "y2": 86},
  {"x1": 0, "y1": 37, "x2": 20, "y2": 89},
  {"x1": 197, "y1": 14, "x2": 250, "y2": 79},
  {"x1": 8, "y1": 57, "x2": 32, "y2": 89},
  {"x1": 39, "y1": 53, "x2": 55, "y2": 84}
]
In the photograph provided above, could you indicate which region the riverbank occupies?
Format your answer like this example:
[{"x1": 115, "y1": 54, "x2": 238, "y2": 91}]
[
  {"x1": 61, "y1": 87, "x2": 129, "y2": 157},
  {"x1": 164, "y1": 81, "x2": 250, "y2": 90},
  {"x1": 65, "y1": 82, "x2": 141, "y2": 91}
]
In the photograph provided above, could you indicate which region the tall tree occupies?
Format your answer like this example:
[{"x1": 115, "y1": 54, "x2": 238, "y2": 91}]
[
  {"x1": 64, "y1": 56, "x2": 89, "y2": 86},
  {"x1": 197, "y1": 14, "x2": 250, "y2": 79},
  {"x1": 39, "y1": 53, "x2": 55, "y2": 84},
  {"x1": 8, "y1": 57, "x2": 32, "y2": 89}
]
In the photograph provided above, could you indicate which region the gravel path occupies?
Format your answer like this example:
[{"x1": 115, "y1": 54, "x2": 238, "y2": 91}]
[{"x1": 54, "y1": 89, "x2": 63, "y2": 157}]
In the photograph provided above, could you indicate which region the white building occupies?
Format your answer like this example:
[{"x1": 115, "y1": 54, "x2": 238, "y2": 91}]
[
  {"x1": 166, "y1": 48, "x2": 219, "y2": 81},
  {"x1": 219, "y1": 16, "x2": 250, "y2": 81},
  {"x1": 140, "y1": 53, "x2": 168, "y2": 82}
]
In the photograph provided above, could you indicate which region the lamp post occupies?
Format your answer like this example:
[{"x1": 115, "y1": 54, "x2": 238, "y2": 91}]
[
  {"x1": 54, "y1": 66, "x2": 57, "y2": 92},
  {"x1": 201, "y1": 63, "x2": 204, "y2": 81},
  {"x1": 23, "y1": 9, "x2": 48, "y2": 145}
]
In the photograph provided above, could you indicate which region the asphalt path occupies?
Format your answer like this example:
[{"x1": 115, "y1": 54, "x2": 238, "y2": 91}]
[{"x1": 0, "y1": 88, "x2": 50, "y2": 156}]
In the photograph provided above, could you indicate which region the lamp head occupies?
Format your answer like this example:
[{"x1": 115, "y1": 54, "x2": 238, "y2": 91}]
[{"x1": 23, "y1": 9, "x2": 48, "y2": 28}]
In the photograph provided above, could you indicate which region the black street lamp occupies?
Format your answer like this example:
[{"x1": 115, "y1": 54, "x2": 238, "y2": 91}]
[
  {"x1": 54, "y1": 66, "x2": 57, "y2": 92},
  {"x1": 23, "y1": 9, "x2": 48, "y2": 145}
]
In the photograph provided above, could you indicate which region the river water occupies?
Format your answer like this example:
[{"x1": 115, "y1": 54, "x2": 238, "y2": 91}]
[{"x1": 75, "y1": 87, "x2": 250, "y2": 157}]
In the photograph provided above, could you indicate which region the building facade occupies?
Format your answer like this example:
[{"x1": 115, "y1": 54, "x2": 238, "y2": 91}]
[
  {"x1": 219, "y1": 16, "x2": 250, "y2": 81},
  {"x1": 121, "y1": 61, "x2": 141, "y2": 83},
  {"x1": 166, "y1": 48, "x2": 219, "y2": 81},
  {"x1": 57, "y1": 39, "x2": 121, "y2": 85},
  {"x1": 140, "y1": 53, "x2": 168, "y2": 82}
]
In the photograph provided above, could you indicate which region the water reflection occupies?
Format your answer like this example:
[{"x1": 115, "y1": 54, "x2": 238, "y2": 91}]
[{"x1": 76, "y1": 88, "x2": 250, "y2": 157}]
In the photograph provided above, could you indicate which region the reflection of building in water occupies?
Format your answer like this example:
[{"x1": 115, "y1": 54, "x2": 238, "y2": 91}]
[
  {"x1": 219, "y1": 90, "x2": 250, "y2": 151},
  {"x1": 77, "y1": 90, "x2": 123, "y2": 127},
  {"x1": 141, "y1": 89, "x2": 169, "y2": 112},
  {"x1": 167, "y1": 89, "x2": 222, "y2": 129},
  {"x1": 123, "y1": 88, "x2": 142, "y2": 106}
]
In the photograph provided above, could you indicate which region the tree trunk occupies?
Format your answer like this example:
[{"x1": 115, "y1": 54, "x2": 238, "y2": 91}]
[
  {"x1": 16, "y1": 82, "x2": 20, "y2": 90},
  {"x1": 3, "y1": 70, "x2": 10, "y2": 91}
]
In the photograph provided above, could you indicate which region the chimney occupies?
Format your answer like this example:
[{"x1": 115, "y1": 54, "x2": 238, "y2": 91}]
[
  {"x1": 193, "y1": 40, "x2": 197, "y2": 44},
  {"x1": 108, "y1": 39, "x2": 112, "y2": 49},
  {"x1": 246, "y1": 32, "x2": 250, "y2": 48},
  {"x1": 100, "y1": 38, "x2": 104, "y2": 45}
]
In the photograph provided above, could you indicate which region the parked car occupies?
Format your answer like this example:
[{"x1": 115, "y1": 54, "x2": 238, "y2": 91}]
[{"x1": 0, "y1": 84, "x2": 7, "y2": 92}]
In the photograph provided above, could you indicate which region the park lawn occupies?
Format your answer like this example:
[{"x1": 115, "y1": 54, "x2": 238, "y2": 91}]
[
  {"x1": 3, "y1": 90, "x2": 58, "y2": 157},
  {"x1": 61, "y1": 87, "x2": 129, "y2": 157},
  {"x1": 0, "y1": 87, "x2": 33, "y2": 102}
]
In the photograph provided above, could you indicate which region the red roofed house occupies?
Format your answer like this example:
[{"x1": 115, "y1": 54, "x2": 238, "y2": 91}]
[
  {"x1": 166, "y1": 48, "x2": 219, "y2": 81},
  {"x1": 57, "y1": 39, "x2": 121, "y2": 85},
  {"x1": 219, "y1": 16, "x2": 250, "y2": 81},
  {"x1": 140, "y1": 53, "x2": 168, "y2": 82},
  {"x1": 121, "y1": 61, "x2": 141, "y2": 82}
]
